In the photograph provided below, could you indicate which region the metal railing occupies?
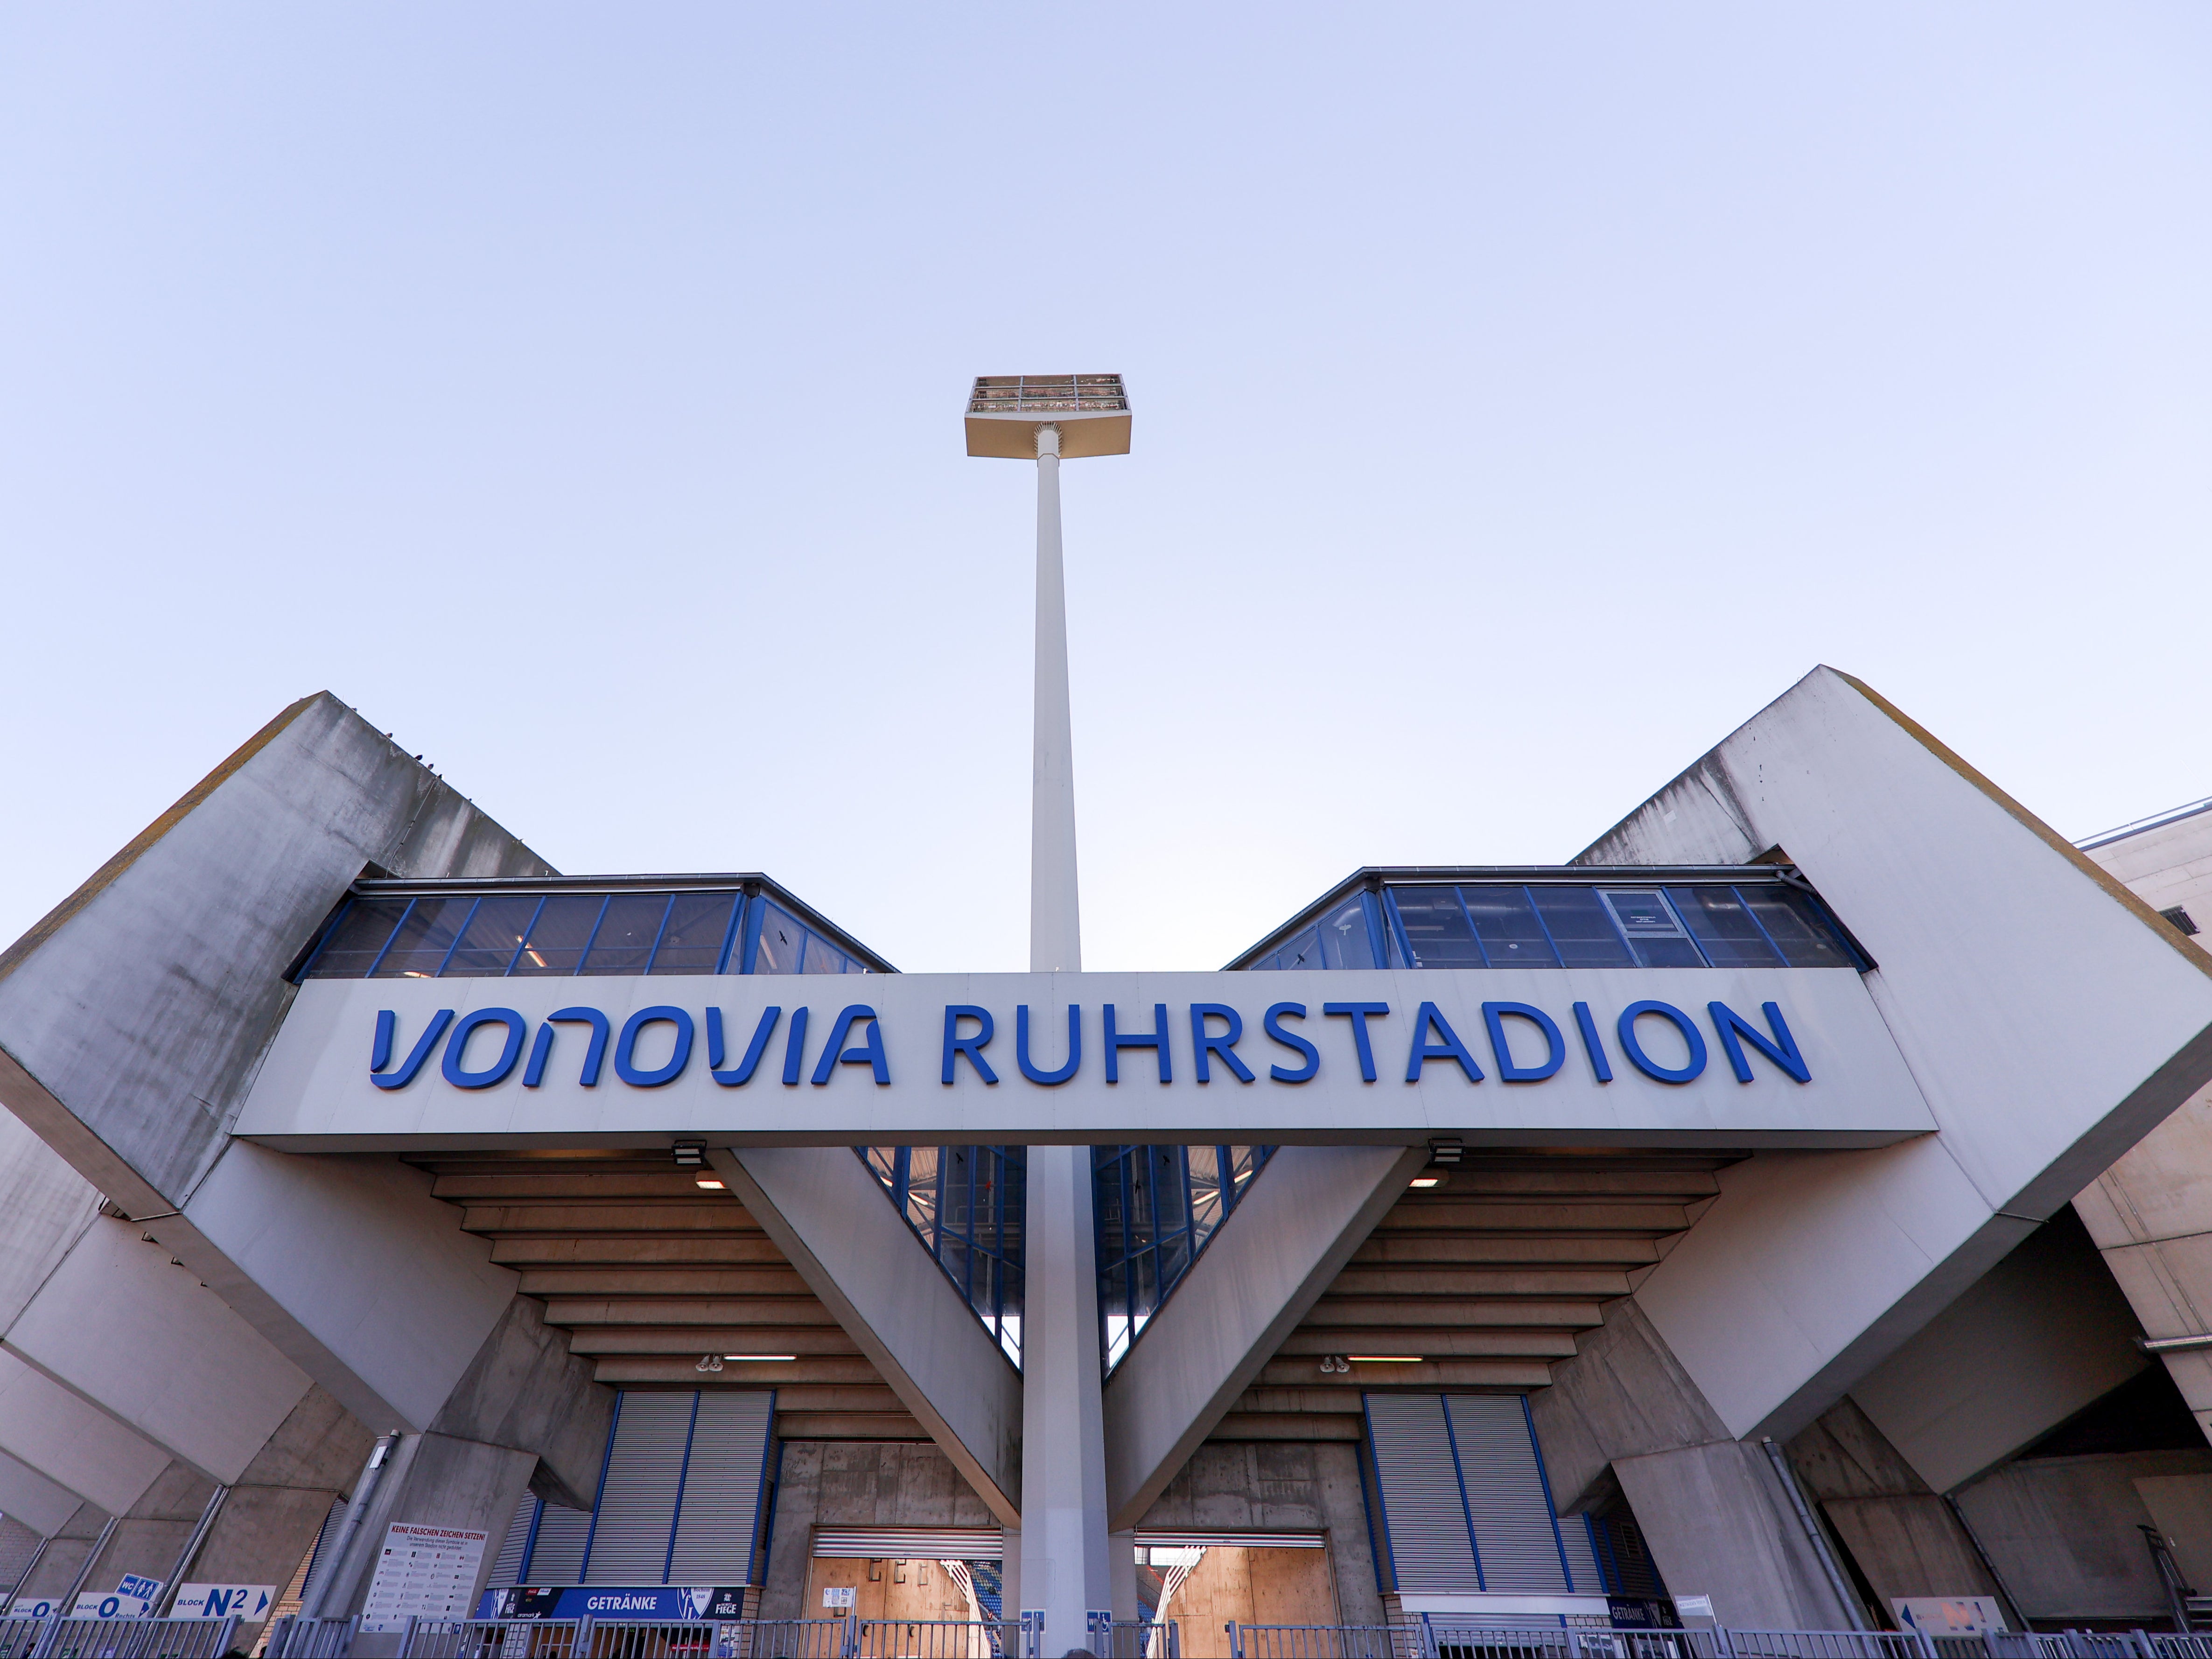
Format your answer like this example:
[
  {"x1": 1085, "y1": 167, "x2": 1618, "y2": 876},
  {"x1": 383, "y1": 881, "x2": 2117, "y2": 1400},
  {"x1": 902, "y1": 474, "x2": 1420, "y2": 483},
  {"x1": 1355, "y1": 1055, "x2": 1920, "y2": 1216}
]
[
  {"x1": 267, "y1": 1617, "x2": 363, "y2": 1659},
  {"x1": 400, "y1": 1619, "x2": 595, "y2": 1659},
  {"x1": 27, "y1": 1617, "x2": 242, "y2": 1659},
  {"x1": 1723, "y1": 1635, "x2": 1932, "y2": 1659},
  {"x1": 0, "y1": 1622, "x2": 47, "y2": 1659},
  {"x1": 1226, "y1": 1624, "x2": 1425, "y2": 1659},
  {"x1": 715, "y1": 1623, "x2": 854, "y2": 1659},
  {"x1": 1086, "y1": 1617, "x2": 1178, "y2": 1659},
  {"x1": 847, "y1": 1618, "x2": 1032, "y2": 1659}
]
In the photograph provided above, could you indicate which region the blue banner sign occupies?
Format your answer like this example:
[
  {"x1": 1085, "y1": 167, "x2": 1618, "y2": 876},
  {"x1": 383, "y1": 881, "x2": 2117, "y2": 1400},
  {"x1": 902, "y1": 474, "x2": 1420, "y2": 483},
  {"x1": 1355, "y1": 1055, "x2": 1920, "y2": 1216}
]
[{"x1": 477, "y1": 1586, "x2": 746, "y2": 1620}]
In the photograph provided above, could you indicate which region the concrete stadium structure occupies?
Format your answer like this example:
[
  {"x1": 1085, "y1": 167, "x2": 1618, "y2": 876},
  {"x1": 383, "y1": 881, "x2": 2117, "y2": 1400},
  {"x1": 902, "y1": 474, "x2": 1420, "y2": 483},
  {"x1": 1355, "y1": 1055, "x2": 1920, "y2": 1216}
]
[
  {"x1": 7, "y1": 671, "x2": 2212, "y2": 1652},
  {"x1": 8, "y1": 386, "x2": 2212, "y2": 1654}
]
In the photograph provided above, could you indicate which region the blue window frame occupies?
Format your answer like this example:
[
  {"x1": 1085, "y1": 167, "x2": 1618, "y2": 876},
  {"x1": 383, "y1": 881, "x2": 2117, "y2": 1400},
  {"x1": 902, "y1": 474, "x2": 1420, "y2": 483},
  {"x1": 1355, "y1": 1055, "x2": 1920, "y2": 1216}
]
[
  {"x1": 858, "y1": 1146, "x2": 1026, "y2": 1365},
  {"x1": 1092, "y1": 1144, "x2": 1272, "y2": 1371}
]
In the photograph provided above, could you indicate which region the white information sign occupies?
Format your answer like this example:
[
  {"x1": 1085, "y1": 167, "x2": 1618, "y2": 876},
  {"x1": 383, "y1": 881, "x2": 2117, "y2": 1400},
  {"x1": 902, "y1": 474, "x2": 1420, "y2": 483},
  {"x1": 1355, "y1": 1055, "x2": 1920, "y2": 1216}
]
[
  {"x1": 5, "y1": 1597, "x2": 61, "y2": 1619},
  {"x1": 1893, "y1": 1596, "x2": 2006, "y2": 1634},
  {"x1": 70, "y1": 1576, "x2": 161, "y2": 1619},
  {"x1": 175, "y1": 1584, "x2": 278, "y2": 1621},
  {"x1": 359, "y1": 1523, "x2": 489, "y2": 1634},
  {"x1": 822, "y1": 1588, "x2": 855, "y2": 1609}
]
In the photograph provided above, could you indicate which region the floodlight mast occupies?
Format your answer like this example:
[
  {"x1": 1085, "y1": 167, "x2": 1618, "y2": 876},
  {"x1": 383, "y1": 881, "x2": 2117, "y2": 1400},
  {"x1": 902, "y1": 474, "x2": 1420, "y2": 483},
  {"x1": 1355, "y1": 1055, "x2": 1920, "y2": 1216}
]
[{"x1": 965, "y1": 373, "x2": 1132, "y2": 1641}]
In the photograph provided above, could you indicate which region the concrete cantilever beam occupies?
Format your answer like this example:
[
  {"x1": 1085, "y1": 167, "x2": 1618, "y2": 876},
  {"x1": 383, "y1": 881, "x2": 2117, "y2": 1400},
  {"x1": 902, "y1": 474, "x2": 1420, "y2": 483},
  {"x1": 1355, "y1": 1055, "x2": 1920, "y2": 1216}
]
[
  {"x1": 1100, "y1": 1143, "x2": 1428, "y2": 1530},
  {"x1": 709, "y1": 1147, "x2": 1024, "y2": 1525}
]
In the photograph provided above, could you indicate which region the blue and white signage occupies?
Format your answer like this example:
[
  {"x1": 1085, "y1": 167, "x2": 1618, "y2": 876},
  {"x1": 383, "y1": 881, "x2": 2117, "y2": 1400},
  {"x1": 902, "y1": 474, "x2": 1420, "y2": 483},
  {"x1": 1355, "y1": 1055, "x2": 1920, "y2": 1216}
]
[
  {"x1": 173, "y1": 1583, "x2": 276, "y2": 1621},
  {"x1": 239, "y1": 968, "x2": 1933, "y2": 1148}
]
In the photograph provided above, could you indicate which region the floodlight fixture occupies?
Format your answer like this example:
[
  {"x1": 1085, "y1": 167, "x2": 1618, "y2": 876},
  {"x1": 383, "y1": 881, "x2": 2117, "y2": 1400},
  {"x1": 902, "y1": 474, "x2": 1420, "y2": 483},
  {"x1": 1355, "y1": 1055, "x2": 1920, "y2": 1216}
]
[{"x1": 965, "y1": 374, "x2": 1130, "y2": 459}]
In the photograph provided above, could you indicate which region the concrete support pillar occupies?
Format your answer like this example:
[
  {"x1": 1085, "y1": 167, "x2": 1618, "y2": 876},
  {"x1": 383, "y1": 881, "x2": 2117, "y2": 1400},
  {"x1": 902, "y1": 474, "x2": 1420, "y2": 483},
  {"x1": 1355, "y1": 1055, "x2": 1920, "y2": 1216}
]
[
  {"x1": 311, "y1": 1432, "x2": 536, "y2": 1625},
  {"x1": 1019, "y1": 1145, "x2": 1111, "y2": 1648},
  {"x1": 1532, "y1": 1298, "x2": 1858, "y2": 1630}
]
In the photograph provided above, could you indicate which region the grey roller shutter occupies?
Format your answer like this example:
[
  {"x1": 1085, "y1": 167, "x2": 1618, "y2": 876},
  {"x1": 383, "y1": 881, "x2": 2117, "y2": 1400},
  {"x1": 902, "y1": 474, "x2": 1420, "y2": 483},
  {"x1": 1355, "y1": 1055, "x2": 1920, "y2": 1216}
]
[
  {"x1": 669, "y1": 1392, "x2": 775, "y2": 1584},
  {"x1": 1363, "y1": 1394, "x2": 1478, "y2": 1593},
  {"x1": 814, "y1": 1529, "x2": 1007, "y2": 1559},
  {"x1": 585, "y1": 1392, "x2": 697, "y2": 1584},
  {"x1": 527, "y1": 1505, "x2": 592, "y2": 1583},
  {"x1": 488, "y1": 1495, "x2": 538, "y2": 1588},
  {"x1": 1560, "y1": 1515, "x2": 1603, "y2": 1596},
  {"x1": 1445, "y1": 1396, "x2": 1568, "y2": 1593}
]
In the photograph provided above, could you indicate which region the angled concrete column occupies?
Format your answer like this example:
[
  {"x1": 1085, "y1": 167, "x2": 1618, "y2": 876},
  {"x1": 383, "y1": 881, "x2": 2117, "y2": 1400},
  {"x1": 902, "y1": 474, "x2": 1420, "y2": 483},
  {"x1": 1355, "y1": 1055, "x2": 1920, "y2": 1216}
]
[
  {"x1": 1574, "y1": 666, "x2": 2212, "y2": 1441},
  {"x1": 1532, "y1": 1298, "x2": 1855, "y2": 1629},
  {"x1": 1101, "y1": 1144, "x2": 1426, "y2": 1528},
  {"x1": 1021, "y1": 1144, "x2": 1111, "y2": 1646},
  {"x1": 0, "y1": 1351, "x2": 169, "y2": 1520},
  {"x1": 309, "y1": 1431, "x2": 538, "y2": 1625},
  {"x1": 714, "y1": 1147, "x2": 1022, "y2": 1523}
]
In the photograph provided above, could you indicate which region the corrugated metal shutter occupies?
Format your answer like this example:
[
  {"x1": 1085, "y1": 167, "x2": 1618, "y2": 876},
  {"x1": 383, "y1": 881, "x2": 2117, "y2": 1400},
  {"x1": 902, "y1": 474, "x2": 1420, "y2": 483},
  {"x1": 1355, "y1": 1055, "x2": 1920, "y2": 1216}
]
[
  {"x1": 1363, "y1": 1394, "x2": 1478, "y2": 1593},
  {"x1": 1133, "y1": 1531, "x2": 1325, "y2": 1549},
  {"x1": 1561, "y1": 1515, "x2": 1603, "y2": 1596},
  {"x1": 585, "y1": 1392, "x2": 697, "y2": 1584},
  {"x1": 527, "y1": 1505, "x2": 592, "y2": 1583},
  {"x1": 1445, "y1": 1396, "x2": 1567, "y2": 1593},
  {"x1": 813, "y1": 1528, "x2": 1006, "y2": 1559},
  {"x1": 488, "y1": 1494, "x2": 538, "y2": 1589},
  {"x1": 669, "y1": 1392, "x2": 774, "y2": 1583}
]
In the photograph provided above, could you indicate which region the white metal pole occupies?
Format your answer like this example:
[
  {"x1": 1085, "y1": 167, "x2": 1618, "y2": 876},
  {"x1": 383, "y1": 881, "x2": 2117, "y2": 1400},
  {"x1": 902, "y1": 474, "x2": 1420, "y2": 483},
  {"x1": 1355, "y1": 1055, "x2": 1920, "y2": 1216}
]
[
  {"x1": 1020, "y1": 421, "x2": 1112, "y2": 1646},
  {"x1": 1030, "y1": 423, "x2": 1081, "y2": 975}
]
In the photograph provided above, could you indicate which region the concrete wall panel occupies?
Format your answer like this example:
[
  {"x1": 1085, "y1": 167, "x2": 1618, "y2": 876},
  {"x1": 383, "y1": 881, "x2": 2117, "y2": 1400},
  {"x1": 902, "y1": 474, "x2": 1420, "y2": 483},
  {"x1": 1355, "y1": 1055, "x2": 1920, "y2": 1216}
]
[
  {"x1": 0, "y1": 1447, "x2": 85, "y2": 1537},
  {"x1": 1954, "y1": 1449, "x2": 2212, "y2": 1623},
  {"x1": 0, "y1": 1351, "x2": 168, "y2": 1517},
  {"x1": 167, "y1": 1146, "x2": 515, "y2": 1434},
  {"x1": 7, "y1": 1214, "x2": 315, "y2": 1484},
  {"x1": 1848, "y1": 1213, "x2": 2146, "y2": 1492}
]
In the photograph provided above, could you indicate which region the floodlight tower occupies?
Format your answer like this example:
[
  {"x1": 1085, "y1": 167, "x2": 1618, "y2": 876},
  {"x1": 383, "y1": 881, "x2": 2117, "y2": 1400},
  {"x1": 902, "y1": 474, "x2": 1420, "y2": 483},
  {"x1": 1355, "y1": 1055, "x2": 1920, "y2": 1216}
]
[{"x1": 966, "y1": 373, "x2": 1132, "y2": 1644}]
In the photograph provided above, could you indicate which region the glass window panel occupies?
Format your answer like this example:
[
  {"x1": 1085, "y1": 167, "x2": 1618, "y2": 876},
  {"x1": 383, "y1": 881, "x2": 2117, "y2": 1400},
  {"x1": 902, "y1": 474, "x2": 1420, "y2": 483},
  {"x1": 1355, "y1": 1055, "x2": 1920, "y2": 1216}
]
[
  {"x1": 442, "y1": 897, "x2": 544, "y2": 978},
  {"x1": 303, "y1": 898, "x2": 414, "y2": 979},
  {"x1": 511, "y1": 896, "x2": 608, "y2": 976},
  {"x1": 751, "y1": 902, "x2": 804, "y2": 974},
  {"x1": 1527, "y1": 887, "x2": 1634, "y2": 969},
  {"x1": 1459, "y1": 886, "x2": 1558, "y2": 968},
  {"x1": 1666, "y1": 888, "x2": 1781, "y2": 968},
  {"x1": 1389, "y1": 888, "x2": 1487, "y2": 968},
  {"x1": 578, "y1": 894, "x2": 672, "y2": 975},
  {"x1": 648, "y1": 893, "x2": 738, "y2": 975},
  {"x1": 1600, "y1": 890, "x2": 1706, "y2": 968},
  {"x1": 1319, "y1": 897, "x2": 1380, "y2": 970},
  {"x1": 369, "y1": 897, "x2": 475, "y2": 979},
  {"x1": 1741, "y1": 887, "x2": 1855, "y2": 967},
  {"x1": 1267, "y1": 927, "x2": 1323, "y2": 971}
]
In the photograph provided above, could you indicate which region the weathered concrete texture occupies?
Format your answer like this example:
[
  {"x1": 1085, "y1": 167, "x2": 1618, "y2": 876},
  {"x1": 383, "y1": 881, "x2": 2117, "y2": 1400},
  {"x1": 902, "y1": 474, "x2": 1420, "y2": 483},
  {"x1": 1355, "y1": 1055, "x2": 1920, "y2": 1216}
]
[
  {"x1": 427, "y1": 1294, "x2": 611, "y2": 1510},
  {"x1": 758, "y1": 1442, "x2": 1004, "y2": 1621},
  {"x1": 0, "y1": 1107, "x2": 98, "y2": 1331},
  {"x1": 1533, "y1": 1299, "x2": 1849, "y2": 1629},
  {"x1": 1102, "y1": 1146, "x2": 1426, "y2": 1530},
  {"x1": 1847, "y1": 1210, "x2": 2147, "y2": 1493},
  {"x1": 319, "y1": 1432, "x2": 538, "y2": 1621},
  {"x1": 717, "y1": 1149, "x2": 1020, "y2": 1524},
  {"x1": 0, "y1": 1348, "x2": 170, "y2": 1516},
  {"x1": 1576, "y1": 666, "x2": 2212, "y2": 1443},
  {"x1": 18, "y1": 1500, "x2": 107, "y2": 1597},
  {"x1": 0, "y1": 1448, "x2": 86, "y2": 1538},
  {"x1": 1613, "y1": 1441, "x2": 1850, "y2": 1631},
  {"x1": 1787, "y1": 1399, "x2": 1997, "y2": 1604},
  {"x1": 0, "y1": 1515, "x2": 41, "y2": 1596},
  {"x1": 77, "y1": 1457, "x2": 218, "y2": 1601},
  {"x1": 0, "y1": 693, "x2": 553, "y2": 1211},
  {"x1": 7, "y1": 1212, "x2": 318, "y2": 1485},
  {"x1": 1955, "y1": 1449, "x2": 2212, "y2": 1624},
  {"x1": 1136, "y1": 1442, "x2": 1386, "y2": 1628}
]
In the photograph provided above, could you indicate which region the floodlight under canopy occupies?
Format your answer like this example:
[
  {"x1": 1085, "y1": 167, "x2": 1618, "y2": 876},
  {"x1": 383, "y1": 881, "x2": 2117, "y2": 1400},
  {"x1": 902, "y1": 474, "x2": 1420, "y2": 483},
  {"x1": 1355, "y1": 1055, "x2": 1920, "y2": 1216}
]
[{"x1": 965, "y1": 373, "x2": 1131, "y2": 458}]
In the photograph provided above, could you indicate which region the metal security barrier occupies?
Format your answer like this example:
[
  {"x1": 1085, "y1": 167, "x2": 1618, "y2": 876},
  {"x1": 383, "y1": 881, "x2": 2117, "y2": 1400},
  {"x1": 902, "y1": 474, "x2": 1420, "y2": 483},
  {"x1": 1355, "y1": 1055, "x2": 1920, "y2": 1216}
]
[
  {"x1": 268, "y1": 1617, "x2": 363, "y2": 1659},
  {"x1": 1576, "y1": 1634, "x2": 1726, "y2": 1659},
  {"x1": 1085, "y1": 1618, "x2": 1178, "y2": 1659},
  {"x1": 1423, "y1": 1628, "x2": 1578, "y2": 1659},
  {"x1": 848, "y1": 1618, "x2": 1032, "y2": 1659},
  {"x1": 30, "y1": 1617, "x2": 241, "y2": 1659},
  {"x1": 714, "y1": 1623, "x2": 854, "y2": 1659},
  {"x1": 400, "y1": 1618, "x2": 595, "y2": 1659},
  {"x1": 0, "y1": 1622, "x2": 47, "y2": 1659},
  {"x1": 1227, "y1": 1625, "x2": 1426, "y2": 1659},
  {"x1": 1722, "y1": 1636, "x2": 1934, "y2": 1659},
  {"x1": 581, "y1": 1622, "x2": 721, "y2": 1659}
]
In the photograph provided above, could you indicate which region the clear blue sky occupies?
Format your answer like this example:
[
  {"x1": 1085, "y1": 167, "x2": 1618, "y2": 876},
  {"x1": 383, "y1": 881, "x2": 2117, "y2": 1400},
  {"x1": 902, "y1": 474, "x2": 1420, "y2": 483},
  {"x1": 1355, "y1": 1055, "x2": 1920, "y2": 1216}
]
[{"x1": 2, "y1": 5, "x2": 2206, "y2": 972}]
